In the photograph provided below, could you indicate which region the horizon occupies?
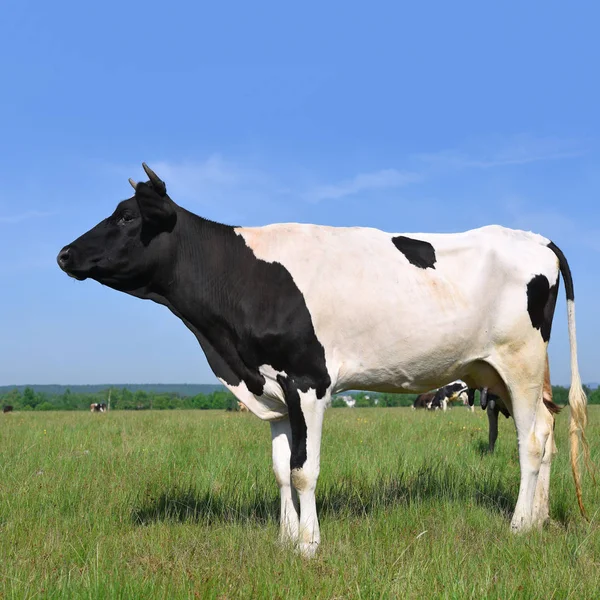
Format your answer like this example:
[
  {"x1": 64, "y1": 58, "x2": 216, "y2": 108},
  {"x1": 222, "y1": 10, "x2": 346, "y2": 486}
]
[
  {"x1": 2, "y1": 380, "x2": 598, "y2": 391},
  {"x1": 1, "y1": 2, "x2": 599, "y2": 386}
]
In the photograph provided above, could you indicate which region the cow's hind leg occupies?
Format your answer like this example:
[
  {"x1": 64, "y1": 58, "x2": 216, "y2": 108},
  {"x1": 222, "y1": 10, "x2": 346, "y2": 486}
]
[
  {"x1": 500, "y1": 357, "x2": 548, "y2": 532},
  {"x1": 486, "y1": 345, "x2": 548, "y2": 532},
  {"x1": 270, "y1": 417, "x2": 300, "y2": 544},
  {"x1": 532, "y1": 354, "x2": 558, "y2": 526},
  {"x1": 278, "y1": 376, "x2": 326, "y2": 557},
  {"x1": 531, "y1": 403, "x2": 556, "y2": 527},
  {"x1": 512, "y1": 390, "x2": 552, "y2": 532}
]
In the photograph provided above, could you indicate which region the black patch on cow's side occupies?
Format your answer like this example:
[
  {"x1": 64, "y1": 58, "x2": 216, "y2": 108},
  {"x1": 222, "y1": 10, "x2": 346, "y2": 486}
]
[
  {"x1": 278, "y1": 375, "x2": 307, "y2": 470},
  {"x1": 433, "y1": 388, "x2": 446, "y2": 406},
  {"x1": 526, "y1": 274, "x2": 560, "y2": 342},
  {"x1": 391, "y1": 236, "x2": 436, "y2": 269},
  {"x1": 547, "y1": 241, "x2": 574, "y2": 301},
  {"x1": 442, "y1": 383, "x2": 465, "y2": 397}
]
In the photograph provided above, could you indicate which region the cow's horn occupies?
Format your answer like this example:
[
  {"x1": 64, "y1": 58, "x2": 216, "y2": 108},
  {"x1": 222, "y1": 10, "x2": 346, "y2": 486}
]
[
  {"x1": 128, "y1": 178, "x2": 137, "y2": 190},
  {"x1": 142, "y1": 163, "x2": 162, "y2": 187}
]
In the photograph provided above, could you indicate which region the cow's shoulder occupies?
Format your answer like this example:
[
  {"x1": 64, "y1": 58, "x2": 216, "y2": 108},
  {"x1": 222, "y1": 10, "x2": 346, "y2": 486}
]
[{"x1": 177, "y1": 223, "x2": 332, "y2": 402}]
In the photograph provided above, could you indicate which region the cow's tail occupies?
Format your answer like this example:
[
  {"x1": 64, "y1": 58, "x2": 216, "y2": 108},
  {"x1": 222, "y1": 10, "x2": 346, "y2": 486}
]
[{"x1": 548, "y1": 242, "x2": 593, "y2": 519}]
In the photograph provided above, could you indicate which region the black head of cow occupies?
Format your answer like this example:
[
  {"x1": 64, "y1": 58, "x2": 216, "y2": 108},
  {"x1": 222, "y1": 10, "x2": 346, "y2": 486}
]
[{"x1": 57, "y1": 164, "x2": 177, "y2": 293}]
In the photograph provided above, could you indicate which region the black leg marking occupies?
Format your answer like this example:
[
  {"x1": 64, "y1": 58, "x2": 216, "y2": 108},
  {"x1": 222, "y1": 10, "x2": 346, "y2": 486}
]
[
  {"x1": 277, "y1": 375, "x2": 307, "y2": 471},
  {"x1": 526, "y1": 274, "x2": 560, "y2": 342},
  {"x1": 391, "y1": 236, "x2": 437, "y2": 269}
]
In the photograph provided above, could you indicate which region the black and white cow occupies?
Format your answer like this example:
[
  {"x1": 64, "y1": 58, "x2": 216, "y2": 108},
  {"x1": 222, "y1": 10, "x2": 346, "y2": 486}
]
[
  {"x1": 57, "y1": 164, "x2": 589, "y2": 556},
  {"x1": 414, "y1": 381, "x2": 469, "y2": 411},
  {"x1": 90, "y1": 402, "x2": 107, "y2": 413},
  {"x1": 436, "y1": 380, "x2": 470, "y2": 411},
  {"x1": 413, "y1": 392, "x2": 438, "y2": 410}
]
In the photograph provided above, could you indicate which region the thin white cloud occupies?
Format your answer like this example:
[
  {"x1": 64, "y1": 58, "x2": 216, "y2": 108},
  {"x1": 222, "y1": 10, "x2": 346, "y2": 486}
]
[
  {"x1": 307, "y1": 169, "x2": 422, "y2": 202},
  {"x1": 306, "y1": 135, "x2": 582, "y2": 203},
  {"x1": 124, "y1": 134, "x2": 583, "y2": 210},
  {"x1": 150, "y1": 155, "x2": 247, "y2": 190},
  {"x1": 0, "y1": 210, "x2": 55, "y2": 224},
  {"x1": 415, "y1": 135, "x2": 582, "y2": 171}
]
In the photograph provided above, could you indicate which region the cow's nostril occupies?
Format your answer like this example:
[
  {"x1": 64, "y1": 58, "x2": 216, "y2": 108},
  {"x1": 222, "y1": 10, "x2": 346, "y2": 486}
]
[{"x1": 57, "y1": 248, "x2": 71, "y2": 268}]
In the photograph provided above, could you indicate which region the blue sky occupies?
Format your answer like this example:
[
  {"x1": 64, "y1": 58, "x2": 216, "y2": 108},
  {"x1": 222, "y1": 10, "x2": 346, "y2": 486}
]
[{"x1": 1, "y1": 1, "x2": 598, "y2": 386}]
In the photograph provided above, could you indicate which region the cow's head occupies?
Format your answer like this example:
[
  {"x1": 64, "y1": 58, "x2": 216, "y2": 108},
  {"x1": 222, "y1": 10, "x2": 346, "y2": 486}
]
[{"x1": 57, "y1": 164, "x2": 177, "y2": 293}]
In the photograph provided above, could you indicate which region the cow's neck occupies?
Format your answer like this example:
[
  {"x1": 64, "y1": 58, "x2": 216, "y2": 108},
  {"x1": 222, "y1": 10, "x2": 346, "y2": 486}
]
[
  {"x1": 133, "y1": 211, "x2": 238, "y2": 332},
  {"x1": 140, "y1": 210, "x2": 259, "y2": 388}
]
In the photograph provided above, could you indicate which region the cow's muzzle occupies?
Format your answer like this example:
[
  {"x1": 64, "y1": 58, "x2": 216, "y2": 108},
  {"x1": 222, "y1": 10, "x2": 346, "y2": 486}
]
[{"x1": 57, "y1": 246, "x2": 86, "y2": 280}]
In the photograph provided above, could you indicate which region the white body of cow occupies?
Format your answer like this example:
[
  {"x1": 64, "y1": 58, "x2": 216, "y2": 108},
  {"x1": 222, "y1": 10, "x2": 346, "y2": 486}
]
[
  {"x1": 214, "y1": 223, "x2": 587, "y2": 556},
  {"x1": 234, "y1": 225, "x2": 552, "y2": 403}
]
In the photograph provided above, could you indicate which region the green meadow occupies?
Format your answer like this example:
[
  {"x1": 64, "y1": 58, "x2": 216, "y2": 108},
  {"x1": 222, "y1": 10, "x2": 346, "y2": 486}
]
[{"x1": 1, "y1": 407, "x2": 598, "y2": 599}]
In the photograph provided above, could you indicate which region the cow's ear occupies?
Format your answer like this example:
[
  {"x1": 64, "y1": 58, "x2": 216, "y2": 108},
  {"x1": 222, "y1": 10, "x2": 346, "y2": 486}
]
[{"x1": 135, "y1": 182, "x2": 176, "y2": 227}]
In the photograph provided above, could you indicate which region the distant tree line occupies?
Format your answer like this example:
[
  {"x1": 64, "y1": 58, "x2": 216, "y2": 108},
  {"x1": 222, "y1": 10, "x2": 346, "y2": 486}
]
[
  {"x1": 0, "y1": 387, "x2": 239, "y2": 412},
  {"x1": 0, "y1": 383, "x2": 223, "y2": 397},
  {"x1": 330, "y1": 385, "x2": 600, "y2": 408},
  {"x1": 1, "y1": 385, "x2": 598, "y2": 412}
]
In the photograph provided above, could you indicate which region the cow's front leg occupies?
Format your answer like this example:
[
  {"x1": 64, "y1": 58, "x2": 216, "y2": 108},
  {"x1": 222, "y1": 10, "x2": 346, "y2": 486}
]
[
  {"x1": 270, "y1": 417, "x2": 299, "y2": 544},
  {"x1": 278, "y1": 376, "x2": 326, "y2": 558}
]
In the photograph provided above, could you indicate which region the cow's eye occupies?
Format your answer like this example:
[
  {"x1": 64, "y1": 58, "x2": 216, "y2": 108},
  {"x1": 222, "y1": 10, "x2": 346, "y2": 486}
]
[{"x1": 117, "y1": 211, "x2": 135, "y2": 225}]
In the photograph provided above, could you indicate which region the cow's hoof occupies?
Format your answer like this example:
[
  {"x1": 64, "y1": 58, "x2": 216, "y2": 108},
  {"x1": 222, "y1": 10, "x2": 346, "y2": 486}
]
[{"x1": 297, "y1": 541, "x2": 319, "y2": 558}]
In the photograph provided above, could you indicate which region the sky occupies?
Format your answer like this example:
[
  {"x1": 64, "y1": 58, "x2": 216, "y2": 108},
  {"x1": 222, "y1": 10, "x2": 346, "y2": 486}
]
[{"x1": 1, "y1": 0, "x2": 599, "y2": 386}]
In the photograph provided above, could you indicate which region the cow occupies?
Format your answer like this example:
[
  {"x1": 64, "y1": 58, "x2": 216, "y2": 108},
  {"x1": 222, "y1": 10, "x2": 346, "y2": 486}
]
[
  {"x1": 237, "y1": 401, "x2": 250, "y2": 412},
  {"x1": 435, "y1": 380, "x2": 470, "y2": 411},
  {"x1": 57, "y1": 163, "x2": 589, "y2": 556},
  {"x1": 413, "y1": 392, "x2": 438, "y2": 410},
  {"x1": 3, "y1": 405, "x2": 13, "y2": 414},
  {"x1": 90, "y1": 402, "x2": 107, "y2": 413},
  {"x1": 413, "y1": 381, "x2": 469, "y2": 411}
]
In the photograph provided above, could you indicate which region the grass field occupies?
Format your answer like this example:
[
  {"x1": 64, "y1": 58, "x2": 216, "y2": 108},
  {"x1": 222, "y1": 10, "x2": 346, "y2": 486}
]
[{"x1": 0, "y1": 406, "x2": 598, "y2": 599}]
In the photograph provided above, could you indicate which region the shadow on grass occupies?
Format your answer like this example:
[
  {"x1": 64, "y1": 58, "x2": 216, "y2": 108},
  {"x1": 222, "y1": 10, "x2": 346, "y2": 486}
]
[
  {"x1": 473, "y1": 439, "x2": 492, "y2": 456},
  {"x1": 131, "y1": 485, "x2": 279, "y2": 526},
  {"x1": 131, "y1": 462, "x2": 518, "y2": 526}
]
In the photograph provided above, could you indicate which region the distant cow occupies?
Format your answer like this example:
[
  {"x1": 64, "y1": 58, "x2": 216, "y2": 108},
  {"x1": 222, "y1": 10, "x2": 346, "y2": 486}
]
[
  {"x1": 413, "y1": 392, "x2": 438, "y2": 410},
  {"x1": 3, "y1": 405, "x2": 13, "y2": 414},
  {"x1": 436, "y1": 380, "x2": 469, "y2": 411},
  {"x1": 57, "y1": 162, "x2": 588, "y2": 555},
  {"x1": 413, "y1": 381, "x2": 469, "y2": 411},
  {"x1": 90, "y1": 403, "x2": 107, "y2": 413}
]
